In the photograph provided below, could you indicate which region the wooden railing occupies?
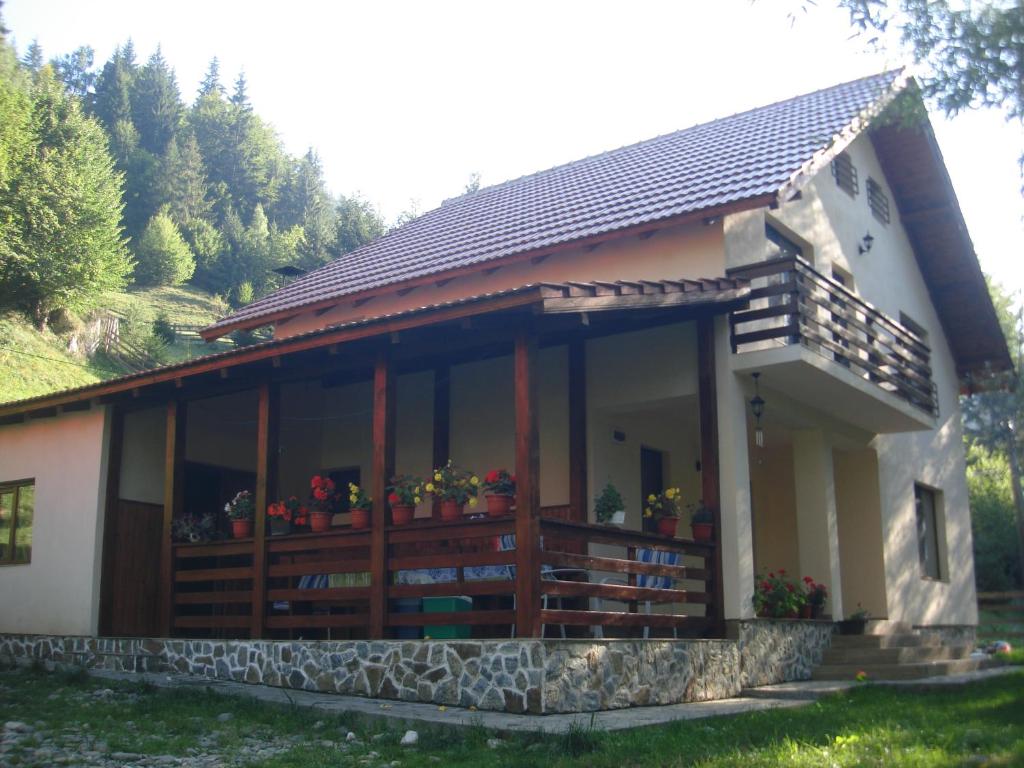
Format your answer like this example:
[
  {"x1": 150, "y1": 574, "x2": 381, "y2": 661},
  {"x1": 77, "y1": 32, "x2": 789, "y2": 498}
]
[
  {"x1": 728, "y1": 257, "x2": 938, "y2": 417},
  {"x1": 169, "y1": 515, "x2": 718, "y2": 640}
]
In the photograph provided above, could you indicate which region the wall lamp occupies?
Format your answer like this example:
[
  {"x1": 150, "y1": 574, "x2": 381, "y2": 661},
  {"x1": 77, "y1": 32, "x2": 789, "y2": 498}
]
[
  {"x1": 750, "y1": 372, "x2": 766, "y2": 448},
  {"x1": 858, "y1": 231, "x2": 875, "y2": 255}
]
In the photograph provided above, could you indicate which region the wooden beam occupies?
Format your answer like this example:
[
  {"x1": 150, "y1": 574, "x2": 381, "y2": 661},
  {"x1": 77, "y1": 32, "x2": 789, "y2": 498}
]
[
  {"x1": 370, "y1": 348, "x2": 396, "y2": 637},
  {"x1": 431, "y1": 363, "x2": 450, "y2": 521},
  {"x1": 159, "y1": 399, "x2": 186, "y2": 637},
  {"x1": 252, "y1": 382, "x2": 279, "y2": 639},
  {"x1": 97, "y1": 405, "x2": 124, "y2": 636},
  {"x1": 696, "y1": 316, "x2": 724, "y2": 636},
  {"x1": 514, "y1": 326, "x2": 542, "y2": 637},
  {"x1": 568, "y1": 339, "x2": 587, "y2": 523}
]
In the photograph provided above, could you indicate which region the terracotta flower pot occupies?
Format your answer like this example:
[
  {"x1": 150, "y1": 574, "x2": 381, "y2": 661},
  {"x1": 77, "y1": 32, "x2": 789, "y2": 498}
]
[
  {"x1": 269, "y1": 518, "x2": 291, "y2": 536},
  {"x1": 440, "y1": 499, "x2": 464, "y2": 521},
  {"x1": 350, "y1": 507, "x2": 370, "y2": 530},
  {"x1": 799, "y1": 604, "x2": 813, "y2": 620},
  {"x1": 691, "y1": 522, "x2": 713, "y2": 542},
  {"x1": 485, "y1": 494, "x2": 513, "y2": 517},
  {"x1": 309, "y1": 511, "x2": 332, "y2": 533},
  {"x1": 656, "y1": 517, "x2": 679, "y2": 537},
  {"x1": 231, "y1": 519, "x2": 253, "y2": 539},
  {"x1": 391, "y1": 504, "x2": 414, "y2": 526}
]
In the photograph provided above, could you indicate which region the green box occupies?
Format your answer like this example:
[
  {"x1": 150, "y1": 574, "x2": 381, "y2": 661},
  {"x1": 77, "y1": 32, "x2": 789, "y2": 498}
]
[{"x1": 423, "y1": 595, "x2": 472, "y2": 639}]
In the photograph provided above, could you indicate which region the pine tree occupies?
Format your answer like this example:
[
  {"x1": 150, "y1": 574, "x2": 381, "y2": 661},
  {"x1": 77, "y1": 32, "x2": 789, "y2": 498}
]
[
  {"x1": 20, "y1": 40, "x2": 43, "y2": 73},
  {"x1": 134, "y1": 212, "x2": 195, "y2": 285},
  {"x1": 160, "y1": 133, "x2": 211, "y2": 225},
  {"x1": 131, "y1": 46, "x2": 182, "y2": 154},
  {"x1": 230, "y1": 71, "x2": 250, "y2": 110},
  {"x1": 334, "y1": 195, "x2": 385, "y2": 254},
  {"x1": 197, "y1": 57, "x2": 223, "y2": 99},
  {"x1": 50, "y1": 45, "x2": 96, "y2": 99},
  {"x1": 92, "y1": 44, "x2": 136, "y2": 129}
]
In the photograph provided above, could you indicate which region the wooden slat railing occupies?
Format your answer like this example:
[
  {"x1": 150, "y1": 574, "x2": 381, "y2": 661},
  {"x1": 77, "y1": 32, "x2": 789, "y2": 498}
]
[
  {"x1": 172, "y1": 538, "x2": 254, "y2": 636},
  {"x1": 728, "y1": 257, "x2": 938, "y2": 417}
]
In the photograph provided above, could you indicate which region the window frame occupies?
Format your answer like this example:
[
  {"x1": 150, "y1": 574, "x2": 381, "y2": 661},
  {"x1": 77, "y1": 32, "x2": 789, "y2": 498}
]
[
  {"x1": 866, "y1": 177, "x2": 890, "y2": 225},
  {"x1": 831, "y1": 153, "x2": 859, "y2": 198},
  {"x1": 913, "y1": 483, "x2": 945, "y2": 582},
  {"x1": 0, "y1": 478, "x2": 34, "y2": 566}
]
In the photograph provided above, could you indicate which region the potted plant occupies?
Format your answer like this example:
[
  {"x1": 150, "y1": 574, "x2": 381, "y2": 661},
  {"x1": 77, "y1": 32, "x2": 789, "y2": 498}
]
[
  {"x1": 308, "y1": 475, "x2": 338, "y2": 533},
  {"x1": 689, "y1": 501, "x2": 713, "y2": 541},
  {"x1": 224, "y1": 490, "x2": 254, "y2": 538},
  {"x1": 345, "y1": 482, "x2": 373, "y2": 529},
  {"x1": 838, "y1": 604, "x2": 870, "y2": 635},
  {"x1": 594, "y1": 483, "x2": 625, "y2": 526},
  {"x1": 752, "y1": 570, "x2": 807, "y2": 618},
  {"x1": 426, "y1": 460, "x2": 479, "y2": 521},
  {"x1": 267, "y1": 496, "x2": 306, "y2": 536},
  {"x1": 171, "y1": 512, "x2": 216, "y2": 543},
  {"x1": 802, "y1": 576, "x2": 828, "y2": 619},
  {"x1": 644, "y1": 487, "x2": 682, "y2": 537},
  {"x1": 385, "y1": 476, "x2": 420, "y2": 526},
  {"x1": 481, "y1": 469, "x2": 515, "y2": 517}
]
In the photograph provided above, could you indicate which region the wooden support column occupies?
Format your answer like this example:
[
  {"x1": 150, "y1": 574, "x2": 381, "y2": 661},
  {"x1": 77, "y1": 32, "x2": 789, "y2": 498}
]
[
  {"x1": 568, "y1": 339, "x2": 587, "y2": 523},
  {"x1": 431, "y1": 363, "x2": 450, "y2": 520},
  {"x1": 159, "y1": 399, "x2": 186, "y2": 638},
  {"x1": 97, "y1": 405, "x2": 124, "y2": 637},
  {"x1": 697, "y1": 315, "x2": 725, "y2": 635},
  {"x1": 514, "y1": 326, "x2": 542, "y2": 637},
  {"x1": 370, "y1": 349, "x2": 396, "y2": 638},
  {"x1": 252, "y1": 382, "x2": 279, "y2": 639}
]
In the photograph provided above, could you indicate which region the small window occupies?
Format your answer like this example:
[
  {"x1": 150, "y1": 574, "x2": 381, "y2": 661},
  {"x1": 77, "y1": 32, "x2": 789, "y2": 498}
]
[
  {"x1": 899, "y1": 311, "x2": 927, "y2": 342},
  {"x1": 866, "y1": 177, "x2": 890, "y2": 225},
  {"x1": 766, "y1": 224, "x2": 803, "y2": 260},
  {"x1": 0, "y1": 480, "x2": 34, "y2": 565},
  {"x1": 914, "y1": 484, "x2": 943, "y2": 580},
  {"x1": 831, "y1": 154, "x2": 859, "y2": 197}
]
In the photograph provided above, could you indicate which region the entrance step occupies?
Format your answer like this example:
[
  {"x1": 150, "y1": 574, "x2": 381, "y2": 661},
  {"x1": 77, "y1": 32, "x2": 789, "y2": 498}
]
[
  {"x1": 811, "y1": 657, "x2": 994, "y2": 682},
  {"x1": 822, "y1": 644, "x2": 972, "y2": 665},
  {"x1": 829, "y1": 633, "x2": 942, "y2": 649}
]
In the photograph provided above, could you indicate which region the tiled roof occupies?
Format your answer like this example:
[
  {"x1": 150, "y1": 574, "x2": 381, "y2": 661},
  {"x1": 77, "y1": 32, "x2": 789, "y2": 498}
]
[
  {"x1": 0, "y1": 276, "x2": 748, "y2": 416},
  {"x1": 204, "y1": 71, "x2": 902, "y2": 338}
]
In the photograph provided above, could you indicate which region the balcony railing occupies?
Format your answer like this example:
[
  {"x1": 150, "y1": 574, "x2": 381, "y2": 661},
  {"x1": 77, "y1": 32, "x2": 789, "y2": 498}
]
[{"x1": 728, "y1": 257, "x2": 938, "y2": 417}]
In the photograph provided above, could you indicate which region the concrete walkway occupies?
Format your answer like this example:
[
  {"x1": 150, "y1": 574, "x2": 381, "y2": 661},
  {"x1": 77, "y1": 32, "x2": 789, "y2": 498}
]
[{"x1": 86, "y1": 664, "x2": 1018, "y2": 735}]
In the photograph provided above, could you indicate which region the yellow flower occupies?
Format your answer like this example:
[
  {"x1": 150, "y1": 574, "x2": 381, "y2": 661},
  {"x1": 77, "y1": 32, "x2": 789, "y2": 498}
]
[
  {"x1": 647, "y1": 494, "x2": 656, "y2": 503},
  {"x1": 665, "y1": 488, "x2": 676, "y2": 499},
  {"x1": 434, "y1": 472, "x2": 442, "y2": 482},
  {"x1": 348, "y1": 482, "x2": 358, "y2": 491},
  {"x1": 468, "y1": 497, "x2": 478, "y2": 507},
  {"x1": 414, "y1": 496, "x2": 421, "y2": 504},
  {"x1": 470, "y1": 476, "x2": 479, "y2": 486},
  {"x1": 349, "y1": 495, "x2": 358, "y2": 504},
  {"x1": 644, "y1": 508, "x2": 653, "y2": 517},
  {"x1": 425, "y1": 483, "x2": 434, "y2": 493}
]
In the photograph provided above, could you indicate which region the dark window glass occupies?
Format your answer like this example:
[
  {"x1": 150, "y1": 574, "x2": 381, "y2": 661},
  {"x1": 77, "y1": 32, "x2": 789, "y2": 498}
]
[
  {"x1": 915, "y1": 484, "x2": 941, "y2": 580},
  {"x1": 866, "y1": 177, "x2": 890, "y2": 224},
  {"x1": 0, "y1": 481, "x2": 33, "y2": 565}
]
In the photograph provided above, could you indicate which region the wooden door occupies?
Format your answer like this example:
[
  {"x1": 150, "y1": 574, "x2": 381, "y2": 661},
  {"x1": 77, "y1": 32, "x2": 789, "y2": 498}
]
[{"x1": 108, "y1": 500, "x2": 163, "y2": 637}]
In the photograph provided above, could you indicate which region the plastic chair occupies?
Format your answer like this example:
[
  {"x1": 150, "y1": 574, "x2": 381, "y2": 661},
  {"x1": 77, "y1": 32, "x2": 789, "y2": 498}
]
[{"x1": 594, "y1": 548, "x2": 681, "y2": 639}]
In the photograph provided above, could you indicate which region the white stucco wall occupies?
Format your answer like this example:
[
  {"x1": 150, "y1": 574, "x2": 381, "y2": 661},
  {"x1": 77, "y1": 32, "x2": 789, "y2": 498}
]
[{"x1": 0, "y1": 407, "x2": 110, "y2": 635}]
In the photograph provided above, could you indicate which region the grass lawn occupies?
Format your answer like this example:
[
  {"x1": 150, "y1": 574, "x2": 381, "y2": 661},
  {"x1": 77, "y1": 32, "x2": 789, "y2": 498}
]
[{"x1": 1, "y1": 665, "x2": 1022, "y2": 767}]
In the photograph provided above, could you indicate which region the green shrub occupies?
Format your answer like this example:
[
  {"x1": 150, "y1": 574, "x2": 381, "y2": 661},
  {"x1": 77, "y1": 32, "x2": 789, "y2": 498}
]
[{"x1": 134, "y1": 213, "x2": 196, "y2": 286}]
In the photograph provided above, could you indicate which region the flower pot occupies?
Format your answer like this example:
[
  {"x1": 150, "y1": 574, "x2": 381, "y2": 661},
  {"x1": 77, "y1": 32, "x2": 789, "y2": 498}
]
[
  {"x1": 440, "y1": 499, "x2": 464, "y2": 521},
  {"x1": 837, "y1": 618, "x2": 868, "y2": 635},
  {"x1": 309, "y1": 511, "x2": 332, "y2": 533},
  {"x1": 691, "y1": 522, "x2": 713, "y2": 542},
  {"x1": 391, "y1": 504, "x2": 414, "y2": 526},
  {"x1": 485, "y1": 494, "x2": 513, "y2": 517},
  {"x1": 656, "y1": 517, "x2": 679, "y2": 537},
  {"x1": 609, "y1": 510, "x2": 626, "y2": 526},
  {"x1": 231, "y1": 519, "x2": 253, "y2": 539},
  {"x1": 269, "y1": 518, "x2": 292, "y2": 536},
  {"x1": 811, "y1": 603, "x2": 825, "y2": 620},
  {"x1": 799, "y1": 604, "x2": 813, "y2": 620},
  {"x1": 350, "y1": 507, "x2": 370, "y2": 530}
]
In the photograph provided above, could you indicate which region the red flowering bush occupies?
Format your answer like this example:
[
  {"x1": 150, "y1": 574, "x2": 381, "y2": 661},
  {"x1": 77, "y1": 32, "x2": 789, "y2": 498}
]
[
  {"x1": 752, "y1": 569, "x2": 807, "y2": 618},
  {"x1": 803, "y1": 576, "x2": 828, "y2": 608},
  {"x1": 482, "y1": 469, "x2": 515, "y2": 496},
  {"x1": 308, "y1": 475, "x2": 338, "y2": 514},
  {"x1": 387, "y1": 475, "x2": 423, "y2": 507},
  {"x1": 268, "y1": 496, "x2": 308, "y2": 525}
]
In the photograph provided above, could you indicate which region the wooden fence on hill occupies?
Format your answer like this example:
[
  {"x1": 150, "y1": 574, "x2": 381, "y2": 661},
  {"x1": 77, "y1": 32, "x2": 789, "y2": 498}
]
[{"x1": 977, "y1": 591, "x2": 1024, "y2": 645}]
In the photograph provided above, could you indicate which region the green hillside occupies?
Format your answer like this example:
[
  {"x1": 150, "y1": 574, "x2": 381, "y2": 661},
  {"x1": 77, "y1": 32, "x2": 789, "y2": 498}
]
[{"x1": 0, "y1": 286, "x2": 231, "y2": 406}]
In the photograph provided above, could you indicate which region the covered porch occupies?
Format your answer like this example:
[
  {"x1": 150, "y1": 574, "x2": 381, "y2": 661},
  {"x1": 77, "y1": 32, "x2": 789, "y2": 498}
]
[{"x1": 98, "y1": 279, "x2": 748, "y2": 643}]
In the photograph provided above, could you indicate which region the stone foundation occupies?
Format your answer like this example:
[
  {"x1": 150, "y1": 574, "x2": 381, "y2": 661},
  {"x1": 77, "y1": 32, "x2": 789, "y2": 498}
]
[
  {"x1": 728, "y1": 619, "x2": 834, "y2": 688},
  {"x1": 0, "y1": 634, "x2": 743, "y2": 714}
]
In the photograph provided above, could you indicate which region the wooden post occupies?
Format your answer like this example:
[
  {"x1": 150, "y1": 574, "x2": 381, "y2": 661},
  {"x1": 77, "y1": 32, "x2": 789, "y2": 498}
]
[
  {"x1": 370, "y1": 349, "x2": 396, "y2": 638},
  {"x1": 514, "y1": 326, "x2": 542, "y2": 637},
  {"x1": 159, "y1": 399, "x2": 186, "y2": 638},
  {"x1": 568, "y1": 339, "x2": 587, "y2": 523},
  {"x1": 97, "y1": 404, "x2": 124, "y2": 637},
  {"x1": 431, "y1": 363, "x2": 450, "y2": 521},
  {"x1": 252, "y1": 382, "x2": 279, "y2": 639},
  {"x1": 697, "y1": 315, "x2": 725, "y2": 635}
]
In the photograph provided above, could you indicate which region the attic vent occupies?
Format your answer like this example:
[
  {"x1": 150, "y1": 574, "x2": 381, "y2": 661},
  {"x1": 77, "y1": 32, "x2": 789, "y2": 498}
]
[
  {"x1": 831, "y1": 154, "x2": 859, "y2": 197},
  {"x1": 866, "y1": 177, "x2": 890, "y2": 224}
]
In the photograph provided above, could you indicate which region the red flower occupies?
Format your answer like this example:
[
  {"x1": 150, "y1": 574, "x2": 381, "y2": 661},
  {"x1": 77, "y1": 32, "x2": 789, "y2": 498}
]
[
  {"x1": 768, "y1": 572, "x2": 775, "y2": 579},
  {"x1": 313, "y1": 488, "x2": 328, "y2": 501},
  {"x1": 778, "y1": 569, "x2": 786, "y2": 576},
  {"x1": 760, "y1": 581, "x2": 771, "y2": 591},
  {"x1": 388, "y1": 493, "x2": 399, "y2": 504},
  {"x1": 803, "y1": 576, "x2": 814, "y2": 584},
  {"x1": 485, "y1": 470, "x2": 499, "y2": 484},
  {"x1": 324, "y1": 478, "x2": 336, "y2": 492},
  {"x1": 311, "y1": 475, "x2": 322, "y2": 488},
  {"x1": 786, "y1": 583, "x2": 795, "y2": 592},
  {"x1": 510, "y1": 475, "x2": 516, "y2": 484}
]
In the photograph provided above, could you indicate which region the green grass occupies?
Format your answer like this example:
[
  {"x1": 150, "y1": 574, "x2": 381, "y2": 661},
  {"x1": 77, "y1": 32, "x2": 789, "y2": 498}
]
[
  {"x1": 102, "y1": 285, "x2": 229, "y2": 327},
  {"x1": 1, "y1": 665, "x2": 1022, "y2": 767}
]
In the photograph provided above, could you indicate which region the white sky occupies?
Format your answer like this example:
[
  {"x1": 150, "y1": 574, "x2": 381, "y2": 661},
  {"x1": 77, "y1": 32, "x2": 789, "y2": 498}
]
[{"x1": 6, "y1": 0, "x2": 1022, "y2": 295}]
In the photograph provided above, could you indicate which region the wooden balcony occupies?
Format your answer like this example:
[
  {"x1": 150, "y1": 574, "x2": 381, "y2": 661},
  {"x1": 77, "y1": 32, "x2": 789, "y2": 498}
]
[{"x1": 728, "y1": 257, "x2": 938, "y2": 429}]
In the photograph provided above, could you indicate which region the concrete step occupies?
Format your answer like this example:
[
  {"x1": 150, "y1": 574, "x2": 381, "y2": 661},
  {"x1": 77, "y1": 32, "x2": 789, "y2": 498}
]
[
  {"x1": 829, "y1": 633, "x2": 942, "y2": 649},
  {"x1": 811, "y1": 657, "x2": 993, "y2": 682},
  {"x1": 822, "y1": 645, "x2": 972, "y2": 665}
]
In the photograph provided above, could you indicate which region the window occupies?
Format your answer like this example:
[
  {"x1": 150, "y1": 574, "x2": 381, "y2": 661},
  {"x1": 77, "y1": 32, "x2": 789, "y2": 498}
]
[
  {"x1": 766, "y1": 224, "x2": 803, "y2": 260},
  {"x1": 899, "y1": 311, "x2": 928, "y2": 342},
  {"x1": 0, "y1": 480, "x2": 34, "y2": 565},
  {"x1": 914, "y1": 484, "x2": 943, "y2": 580},
  {"x1": 866, "y1": 177, "x2": 890, "y2": 224},
  {"x1": 831, "y1": 153, "x2": 859, "y2": 197}
]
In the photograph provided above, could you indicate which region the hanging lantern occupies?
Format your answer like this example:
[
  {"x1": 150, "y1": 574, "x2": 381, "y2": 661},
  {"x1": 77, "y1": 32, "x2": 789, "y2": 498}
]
[{"x1": 750, "y1": 372, "x2": 765, "y2": 448}]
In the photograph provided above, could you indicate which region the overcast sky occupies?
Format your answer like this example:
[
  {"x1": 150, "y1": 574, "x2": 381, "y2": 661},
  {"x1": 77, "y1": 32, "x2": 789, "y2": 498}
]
[{"x1": 6, "y1": 0, "x2": 1022, "y2": 296}]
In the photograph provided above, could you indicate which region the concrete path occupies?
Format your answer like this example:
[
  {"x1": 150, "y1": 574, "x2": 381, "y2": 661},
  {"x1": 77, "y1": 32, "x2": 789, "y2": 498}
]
[{"x1": 86, "y1": 664, "x2": 1019, "y2": 735}]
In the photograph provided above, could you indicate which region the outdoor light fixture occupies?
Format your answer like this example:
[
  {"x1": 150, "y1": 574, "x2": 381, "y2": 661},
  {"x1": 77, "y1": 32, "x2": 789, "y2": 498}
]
[
  {"x1": 858, "y1": 231, "x2": 875, "y2": 255},
  {"x1": 750, "y1": 372, "x2": 766, "y2": 448}
]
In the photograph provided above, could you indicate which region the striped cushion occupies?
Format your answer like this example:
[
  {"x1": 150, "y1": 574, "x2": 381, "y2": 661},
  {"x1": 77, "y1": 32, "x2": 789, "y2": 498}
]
[{"x1": 636, "y1": 549, "x2": 680, "y2": 590}]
